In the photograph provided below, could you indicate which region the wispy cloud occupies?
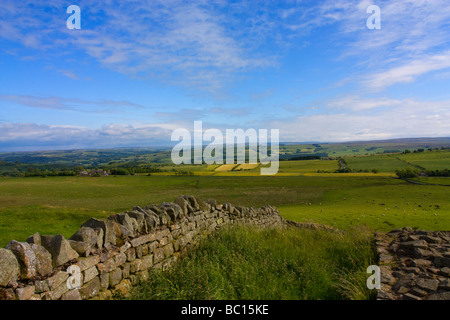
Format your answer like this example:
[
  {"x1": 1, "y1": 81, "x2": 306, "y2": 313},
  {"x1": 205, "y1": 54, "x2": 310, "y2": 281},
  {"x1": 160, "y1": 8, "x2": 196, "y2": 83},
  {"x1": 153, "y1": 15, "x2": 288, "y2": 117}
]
[
  {"x1": 266, "y1": 97, "x2": 450, "y2": 142},
  {"x1": 364, "y1": 51, "x2": 450, "y2": 90},
  {"x1": 0, "y1": 122, "x2": 176, "y2": 151},
  {"x1": 0, "y1": 94, "x2": 150, "y2": 113}
]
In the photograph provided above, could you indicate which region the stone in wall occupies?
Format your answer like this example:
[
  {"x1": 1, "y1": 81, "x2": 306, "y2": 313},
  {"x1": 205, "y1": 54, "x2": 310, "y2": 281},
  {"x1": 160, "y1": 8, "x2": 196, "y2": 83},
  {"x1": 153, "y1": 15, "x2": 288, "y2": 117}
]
[
  {"x1": 40, "y1": 235, "x2": 79, "y2": 267},
  {"x1": 0, "y1": 248, "x2": 19, "y2": 287}
]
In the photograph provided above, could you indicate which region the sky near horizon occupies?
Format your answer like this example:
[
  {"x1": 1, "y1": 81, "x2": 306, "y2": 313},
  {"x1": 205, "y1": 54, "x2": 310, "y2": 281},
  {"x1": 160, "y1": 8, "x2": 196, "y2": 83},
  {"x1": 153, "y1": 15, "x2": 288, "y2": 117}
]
[{"x1": 1, "y1": 0, "x2": 450, "y2": 151}]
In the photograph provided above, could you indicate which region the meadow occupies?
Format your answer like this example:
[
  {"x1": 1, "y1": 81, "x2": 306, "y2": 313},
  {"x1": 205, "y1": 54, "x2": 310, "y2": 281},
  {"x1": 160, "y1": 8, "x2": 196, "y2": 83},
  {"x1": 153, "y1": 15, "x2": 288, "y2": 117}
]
[
  {"x1": 127, "y1": 225, "x2": 376, "y2": 300},
  {"x1": 1, "y1": 173, "x2": 449, "y2": 247}
]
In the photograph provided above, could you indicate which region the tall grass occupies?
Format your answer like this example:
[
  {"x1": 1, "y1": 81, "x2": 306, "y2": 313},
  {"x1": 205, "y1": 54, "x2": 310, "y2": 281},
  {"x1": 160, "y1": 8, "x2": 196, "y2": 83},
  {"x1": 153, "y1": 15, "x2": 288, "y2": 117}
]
[{"x1": 127, "y1": 225, "x2": 376, "y2": 300}]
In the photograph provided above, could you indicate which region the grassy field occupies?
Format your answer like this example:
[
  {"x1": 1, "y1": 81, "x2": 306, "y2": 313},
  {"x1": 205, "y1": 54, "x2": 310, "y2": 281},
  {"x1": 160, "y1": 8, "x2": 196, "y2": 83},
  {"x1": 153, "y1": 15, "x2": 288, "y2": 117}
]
[
  {"x1": 343, "y1": 154, "x2": 415, "y2": 172},
  {"x1": 395, "y1": 150, "x2": 450, "y2": 170},
  {"x1": 127, "y1": 225, "x2": 376, "y2": 300},
  {"x1": 1, "y1": 174, "x2": 449, "y2": 247},
  {"x1": 277, "y1": 160, "x2": 338, "y2": 174},
  {"x1": 343, "y1": 150, "x2": 450, "y2": 172}
]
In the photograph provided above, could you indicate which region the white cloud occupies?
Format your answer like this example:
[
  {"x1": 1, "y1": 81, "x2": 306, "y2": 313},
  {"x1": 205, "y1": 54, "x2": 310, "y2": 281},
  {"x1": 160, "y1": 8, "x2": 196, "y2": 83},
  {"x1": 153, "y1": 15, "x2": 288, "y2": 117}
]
[
  {"x1": 364, "y1": 51, "x2": 450, "y2": 90},
  {"x1": 0, "y1": 94, "x2": 150, "y2": 113},
  {"x1": 266, "y1": 98, "x2": 450, "y2": 142},
  {"x1": 0, "y1": 122, "x2": 176, "y2": 151}
]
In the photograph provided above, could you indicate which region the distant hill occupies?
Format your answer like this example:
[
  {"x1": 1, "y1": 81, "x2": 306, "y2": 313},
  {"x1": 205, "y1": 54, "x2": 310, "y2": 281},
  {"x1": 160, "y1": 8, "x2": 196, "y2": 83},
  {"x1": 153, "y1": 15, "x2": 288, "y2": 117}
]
[{"x1": 0, "y1": 137, "x2": 448, "y2": 166}]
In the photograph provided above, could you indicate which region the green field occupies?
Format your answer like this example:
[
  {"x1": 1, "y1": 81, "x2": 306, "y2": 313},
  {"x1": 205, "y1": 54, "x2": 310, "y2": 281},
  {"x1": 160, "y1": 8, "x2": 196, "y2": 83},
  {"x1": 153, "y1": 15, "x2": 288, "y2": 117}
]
[
  {"x1": 395, "y1": 150, "x2": 450, "y2": 170},
  {"x1": 1, "y1": 174, "x2": 449, "y2": 247},
  {"x1": 277, "y1": 160, "x2": 338, "y2": 174},
  {"x1": 127, "y1": 225, "x2": 375, "y2": 300},
  {"x1": 343, "y1": 154, "x2": 415, "y2": 172}
]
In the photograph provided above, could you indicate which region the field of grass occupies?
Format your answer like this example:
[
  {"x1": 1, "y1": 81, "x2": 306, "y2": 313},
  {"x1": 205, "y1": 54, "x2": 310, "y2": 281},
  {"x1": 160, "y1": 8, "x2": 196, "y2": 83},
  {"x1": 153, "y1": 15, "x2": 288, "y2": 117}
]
[
  {"x1": 395, "y1": 150, "x2": 450, "y2": 170},
  {"x1": 215, "y1": 164, "x2": 238, "y2": 172},
  {"x1": 1, "y1": 174, "x2": 449, "y2": 247},
  {"x1": 343, "y1": 154, "x2": 415, "y2": 172},
  {"x1": 234, "y1": 163, "x2": 259, "y2": 170},
  {"x1": 278, "y1": 160, "x2": 338, "y2": 174},
  {"x1": 127, "y1": 225, "x2": 376, "y2": 300}
]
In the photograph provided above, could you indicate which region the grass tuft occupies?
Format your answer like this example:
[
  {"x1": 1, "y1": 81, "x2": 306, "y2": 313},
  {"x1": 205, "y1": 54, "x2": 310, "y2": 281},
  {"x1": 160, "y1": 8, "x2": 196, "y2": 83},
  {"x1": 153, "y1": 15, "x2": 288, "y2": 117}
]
[{"x1": 126, "y1": 224, "x2": 376, "y2": 300}]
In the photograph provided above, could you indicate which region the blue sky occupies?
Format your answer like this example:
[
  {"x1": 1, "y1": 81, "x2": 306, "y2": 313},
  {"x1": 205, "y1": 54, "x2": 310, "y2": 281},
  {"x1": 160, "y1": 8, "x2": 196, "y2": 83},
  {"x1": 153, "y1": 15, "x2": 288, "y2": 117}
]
[{"x1": 1, "y1": 0, "x2": 450, "y2": 151}]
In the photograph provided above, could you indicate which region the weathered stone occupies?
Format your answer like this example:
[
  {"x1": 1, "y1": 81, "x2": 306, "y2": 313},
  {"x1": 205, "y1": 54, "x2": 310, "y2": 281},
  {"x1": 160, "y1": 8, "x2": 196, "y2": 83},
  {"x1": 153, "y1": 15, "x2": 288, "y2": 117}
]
[
  {"x1": 6, "y1": 240, "x2": 37, "y2": 280},
  {"x1": 69, "y1": 240, "x2": 92, "y2": 257},
  {"x1": 402, "y1": 293, "x2": 421, "y2": 300},
  {"x1": 109, "y1": 268, "x2": 122, "y2": 287},
  {"x1": 413, "y1": 248, "x2": 433, "y2": 259},
  {"x1": 163, "y1": 202, "x2": 184, "y2": 221},
  {"x1": 380, "y1": 267, "x2": 396, "y2": 285},
  {"x1": 434, "y1": 257, "x2": 450, "y2": 268},
  {"x1": 125, "y1": 247, "x2": 136, "y2": 262},
  {"x1": 121, "y1": 263, "x2": 130, "y2": 279},
  {"x1": 397, "y1": 286, "x2": 409, "y2": 294},
  {"x1": 82, "y1": 218, "x2": 116, "y2": 245},
  {"x1": 99, "y1": 272, "x2": 109, "y2": 289},
  {"x1": 47, "y1": 271, "x2": 69, "y2": 290},
  {"x1": 69, "y1": 226, "x2": 103, "y2": 250},
  {"x1": 410, "y1": 287, "x2": 428, "y2": 297},
  {"x1": 140, "y1": 255, "x2": 153, "y2": 271},
  {"x1": 141, "y1": 210, "x2": 159, "y2": 230},
  {"x1": 113, "y1": 279, "x2": 132, "y2": 298},
  {"x1": 183, "y1": 195, "x2": 199, "y2": 211},
  {"x1": 427, "y1": 292, "x2": 450, "y2": 300},
  {"x1": 78, "y1": 277, "x2": 100, "y2": 300},
  {"x1": 0, "y1": 288, "x2": 16, "y2": 300},
  {"x1": 399, "y1": 240, "x2": 428, "y2": 250},
  {"x1": 83, "y1": 266, "x2": 99, "y2": 284},
  {"x1": 114, "y1": 252, "x2": 127, "y2": 267},
  {"x1": 411, "y1": 259, "x2": 432, "y2": 268},
  {"x1": 128, "y1": 210, "x2": 147, "y2": 233},
  {"x1": 379, "y1": 254, "x2": 394, "y2": 264},
  {"x1": 136, "y1": 245, "x2": 143, "y2": 258},
  {"x1": 377, "y1": 290, "x2": 395, "y2": 300},
  {"x1": 95, "y1": 290, "x2": 112, "y2": 300},
  {"x1": 43, "y1": 282, "x2": 69, "y2": 300},
  {"x1": 163, "y1": 244, "x2": 174, "y2": 258},
  {"x1": 130, "y1": 259, "x2": 142, "y2": 273},
  {"x1": 61, "y1": 289, "x2": 82, "y2": 300},
  {"x1": 416, "y1": 278, "x2": 439, "y2": 292},
  {"x1": 130, "y1": 233, "x2": 155, "y2": 247},
  {"x1": 34, "y1": 279, "x2": 49, "y2": 293},
  {"x1": 30, "y1": 244, "x2": 52, "y2": 277},
  {"x1": 153, "y1": 248, "x2": 165, "y2": 264},
  {"x1": 420, "y1": 235, "x2": 442, "y2": 244},
  {"x1": 96, "y1": 259, "x2": 116, "y2": 274},
  {"x1": 0, "y1": 248, "x2": 19, "y2": 287},
  {"x1": 26, "y1": 233, "x2": 41, "y2": 245},
  {"x1": 16, "y1": 285, "x2": 35, "y2": 300},
  {"x1": 109, "y1": 213, "x2": 138, "y2": 238},
  {"x1": 40, "y1": 234, "x2": 79, "y2": 267},
  {"x1": 439, "y1": 278, "x2": 450, "y2": 290},
  {"x1": 174, "y1": 196, "x2": 189, "y2": 216},
  {"x1": 75, "y1": 255, "x2": 100, "y2": 272},
  {"x1": 439, "y1": 267, "x2": 450, "y2": 277}
]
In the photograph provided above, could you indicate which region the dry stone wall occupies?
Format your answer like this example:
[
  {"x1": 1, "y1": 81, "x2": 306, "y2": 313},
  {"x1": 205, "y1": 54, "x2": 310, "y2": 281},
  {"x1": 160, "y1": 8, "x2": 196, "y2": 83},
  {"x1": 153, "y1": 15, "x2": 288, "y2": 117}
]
[
  {"x1": 0, "y1": 196, "x2": 285, "y2": 300},
  {"x1": 375, "y1": 227, "x2": 450, "y2": 300}
]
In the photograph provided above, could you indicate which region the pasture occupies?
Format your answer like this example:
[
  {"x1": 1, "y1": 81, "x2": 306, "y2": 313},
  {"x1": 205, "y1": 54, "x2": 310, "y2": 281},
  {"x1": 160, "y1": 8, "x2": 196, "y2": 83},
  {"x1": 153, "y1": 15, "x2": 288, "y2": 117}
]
[{"x1": 1, "y1": 174, "x2": 449, "y2": 247}]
